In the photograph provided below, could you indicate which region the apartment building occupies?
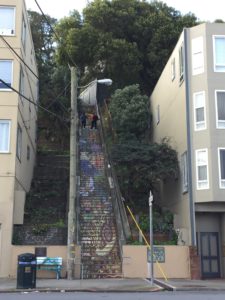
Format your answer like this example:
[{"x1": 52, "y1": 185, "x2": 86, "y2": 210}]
[
  {"x1": 150, "y1": 23, "x2": 225, "y2": 279},
  {"x1": 0, "y1": 0, "x2": 38, "y2": 277}
]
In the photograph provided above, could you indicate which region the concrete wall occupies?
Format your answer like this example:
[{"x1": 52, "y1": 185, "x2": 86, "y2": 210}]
[
  {"x1": 10, "y1": 246, "x2": 67, "y2": 279},
  {"x1": 122, "y1": 245, "x2": 190, "y2": 279},
  {"x1": 9, "y1": 245, "x2": 191, "y2": 280}
]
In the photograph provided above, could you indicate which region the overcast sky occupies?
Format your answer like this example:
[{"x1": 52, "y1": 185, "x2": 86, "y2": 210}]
[{"x1": 25, "y1": 0, "x2": 225, "y2": 22}]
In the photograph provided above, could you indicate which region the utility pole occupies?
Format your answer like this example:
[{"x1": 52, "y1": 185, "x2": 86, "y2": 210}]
[{"x1": 67, "y1": 66, "x2": 78, "y2": 280}]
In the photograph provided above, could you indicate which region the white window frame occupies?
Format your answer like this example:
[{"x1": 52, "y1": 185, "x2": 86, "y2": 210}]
[
  {"x1": 218, "y1": 148, "x2": 225, "y2": 189},
  {"x1": 179, "y1": 43, "x2": 184, "y2": 83},
  {"x1": 0, "y1": 60, "x2": 13, "y2": 91},
  {"x1": 0, "y1": 120, "x2": 11, "y2": 153},
  {"x1": 215, "y1": 90, "x2": 225, "y2": 129},
  {"x1": 0, "y1": 6, "x2": 15, "y2": 36},
  {"x1": 16, "y1": 124, "x2": 22, "y2": 161},
  {"x1": 171, "y1": 57, "x2": 176, "y2": 81},
  {"x1": 213, "y1": 35, "x2": 225, "y2": 72},
  {"x1": 193, "y1": 91, "x2": 206, "y2": 131},
  {"x1": 192, "y1": 36, "x2": 204, "y2": 75},
  {"x1": 196, "y1": 149, "x2": 209, "y2": 190},
  {"x1": 181, "y1": 152, "x2": 188, "y2": 193}
]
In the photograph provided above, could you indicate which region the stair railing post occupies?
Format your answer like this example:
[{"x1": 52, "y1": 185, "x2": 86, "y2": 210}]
[{"x1": 67, "y1": 66, "x2": 78, "y2": 280}]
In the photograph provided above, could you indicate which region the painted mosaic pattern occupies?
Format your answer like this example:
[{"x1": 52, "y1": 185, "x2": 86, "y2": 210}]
[{"x1": 79, "y1": 128, "x2": 121, "y2": 278}]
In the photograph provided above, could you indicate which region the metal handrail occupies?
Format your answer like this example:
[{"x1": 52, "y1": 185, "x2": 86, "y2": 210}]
[{"x1": 96, "y1": 101, "x2": 131, "y2": 243}]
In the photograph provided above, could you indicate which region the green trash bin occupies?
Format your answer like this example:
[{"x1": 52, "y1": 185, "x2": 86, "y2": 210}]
[{"x1": 17, "y1": 253, "x2": 36, "y2": 289}]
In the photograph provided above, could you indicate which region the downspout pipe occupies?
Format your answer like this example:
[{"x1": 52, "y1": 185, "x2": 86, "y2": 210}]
[{"x1": 184, "y1": 28, "x2": 197, "y2": 246}]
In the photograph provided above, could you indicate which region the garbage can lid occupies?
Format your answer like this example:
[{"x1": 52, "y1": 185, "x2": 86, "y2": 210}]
[{"x1": 18, "y1": 253, "x2": 36, "y2": 262}]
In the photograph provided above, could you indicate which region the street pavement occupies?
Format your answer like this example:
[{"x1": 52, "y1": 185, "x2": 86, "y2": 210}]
[{"x1": 1, "y1": 277, "x2": 225, "y2": 293}]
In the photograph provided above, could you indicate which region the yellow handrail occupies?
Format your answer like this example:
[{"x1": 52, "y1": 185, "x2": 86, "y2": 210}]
[{"x1": 126, "y1": 205, "x2": 168, "y2": 281}]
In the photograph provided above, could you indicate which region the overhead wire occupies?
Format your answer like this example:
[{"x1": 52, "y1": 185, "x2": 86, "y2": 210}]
[
  {"x1": 46, "y1": 82, "x2": 71, "y2": 112},
  {"x1": 0, "y1": 29, "x2": 71, "y2": 118},
  {"x1": 0, "y1": 34, "x2": 39, "y2": 80},
  {"x1": 34, "y1": 0, "x2": 78, "y2": 68},
  {"x1": 0, "y1": 78, "x2": 68, "y2": 123},
  {"x1": 0, "y1": 1, "x2": 75, "y2": 123}
]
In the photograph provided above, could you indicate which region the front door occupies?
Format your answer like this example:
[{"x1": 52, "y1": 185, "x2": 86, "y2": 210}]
[{"x1": 200, "y1": 232, "x2": 220, "y2": 278}]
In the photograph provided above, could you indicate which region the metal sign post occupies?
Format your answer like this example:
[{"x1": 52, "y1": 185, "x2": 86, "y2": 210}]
[{"x1": 149, "y1": 190, "x2": 154, "y2": 286}]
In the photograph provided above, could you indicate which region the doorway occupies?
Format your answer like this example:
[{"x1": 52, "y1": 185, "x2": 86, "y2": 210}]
[{"x1": 200, "y1": 232, "x2": 220, "y2": 278}]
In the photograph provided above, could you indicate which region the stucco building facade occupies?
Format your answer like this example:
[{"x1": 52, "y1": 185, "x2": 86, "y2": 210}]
[
  {"x1": 0, "y1": 0, "x2": 38, "y2": 277},
  {"x1": 151, "y1": 23, "x2": 225, "y2": 279}
]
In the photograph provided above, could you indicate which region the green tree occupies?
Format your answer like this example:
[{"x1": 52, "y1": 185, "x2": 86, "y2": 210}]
[
  {"x1": 28, "y1": 11, "x2": 70, "y2": 150},
  {"x1": 28, "y1": 11, "x2": 57, "y2": 105},
  {"x1": 55, "y1": 0, "x2": 198, "y2": 94},
  {"x1": 106, "y1": 85, "x2": 178, "y2": 208},
  {"x1": 109, "y1": 84, "x2": 149, "y2": 141}
]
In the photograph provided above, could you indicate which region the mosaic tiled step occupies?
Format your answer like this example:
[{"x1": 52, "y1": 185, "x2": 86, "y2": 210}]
[
  {"x1": 80, "y1": 206, "x2": 112, "y2": 210},
  {"x1": 80, "y1": 203, "x2": 112, "y2": 208},
  {"x1": 80, "y1": 220, "x2": 115, "y2": 226},
  {"x1": 78, "y1": 122, "x2": 122, "y2": 279},
  {"x1": 80, "y1": 207, "x2": 113, "y2": 212},
  {"x1": 80, "y1": 208, "x2": 114, "y2": 213},
  {"x1": 82, "y1": 266, "x2": 122, "y2": 279},
  {"x1": 81, "y1": 246, "x2": 119, "y2": 252},
  {"x1": 82, "y1": 257, "x2": 121, "y2": 262}
]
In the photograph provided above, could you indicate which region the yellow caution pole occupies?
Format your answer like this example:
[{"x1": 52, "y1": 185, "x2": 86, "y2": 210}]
[{"x1": 126, "y1": 205, "x2": 168, "y2": 281}]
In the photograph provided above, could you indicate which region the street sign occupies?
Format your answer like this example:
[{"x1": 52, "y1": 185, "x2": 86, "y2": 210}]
[{"x1": 147, "y1": 246, "x2": 165, "y2": 263}]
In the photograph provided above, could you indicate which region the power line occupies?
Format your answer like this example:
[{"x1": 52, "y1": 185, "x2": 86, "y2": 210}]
[
  {"x1": 34, "y1": 0, "x2": 78, "y2": 68},
  {"x1": 46, "y1": 82, "x2": 71, "y2": 112},
  {"x1": 0, "y1": 33, "x2": 71, "y2": 116},
  {"x1": 0, "y1": 78, "x2": 68, "y2": 123},
  {"x1": 0, "y1": 34, "x2": 39, "y2": 80},
  {"x1": 0, "y1": 34, "x2": 39, "y2": 111}
]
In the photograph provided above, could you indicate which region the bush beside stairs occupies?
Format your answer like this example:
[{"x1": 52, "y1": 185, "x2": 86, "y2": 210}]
[{"x1": 79, "y1": 125, "x2": 122, "y2": 279}]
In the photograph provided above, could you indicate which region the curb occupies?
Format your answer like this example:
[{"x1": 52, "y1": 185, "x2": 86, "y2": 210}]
[
  {"x1": 0, "y1": 287, "x2": 162, "y2": 294},
  {"x1": 152, "y1": 279, "x2": 175, "y2": 291}
]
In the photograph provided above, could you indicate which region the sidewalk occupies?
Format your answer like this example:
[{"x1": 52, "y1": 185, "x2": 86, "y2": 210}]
[
  {"x1": 155, "y1": 278, "x2": 225, "y2": 291},
  {"x1": 1, "y1": 277, "x2": 225, "y2": 293},
  {"x1": 0, "y1": 278, "x2": 162, "y2": 293}
]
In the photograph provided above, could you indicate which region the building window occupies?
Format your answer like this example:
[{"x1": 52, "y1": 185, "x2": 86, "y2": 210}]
[
  {"x1": 196, "y1": 149, "x2": 209, "y2": 190},
  {"x1": 192, "y1": 36, "x2": 204, "y2": 75},
  {"x1": 27, "y1": 145, "x2": 30, "y2": 160},
  {"x1": 213, "y1": 36, "x2": 225, "y2": 72},
  {"x1": 181, "y1": 152, "x2": 188, "y2": 193},
  {"x1": 21, "y1": 15, "x2": 26, "y2": 50},
  {"x1": 16, "y1": 124, "x2": 22, "y2": 161},
  {"x1": 218, "y1": 148, "x2": 225, "y2": 188},
  {"x1": 0, "y1": 60, "x2": 13, "y2": 90},
  {"x1": 0, "y1": 120, "x2": 10, "y2": 153},
  {"x1": 171, "y1": 58, "x2": 176, "y2": 81},
  {"x1": 19, "y1": 67, "x2": 25, "y2": 103},
  {"x1": 0, "y1": 6, "x2": 15, "y2": 35},
  {"x1": 194, "y1": 91, "x2": 206, "y2": 131},
  {"x1": 179, "y1": 44, "x2": 184, "y2": 82},
  {"x1": 215, "y1": 90, "x2": 225, "y2": 129},
  {"x1": 156, "y1": 104, "x2": 160, "y2": 124}
]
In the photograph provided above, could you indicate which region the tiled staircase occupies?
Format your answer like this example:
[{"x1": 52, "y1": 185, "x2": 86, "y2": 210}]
[{"x1": 79, "y1": 126, "x2": 122, "y2": 279}]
